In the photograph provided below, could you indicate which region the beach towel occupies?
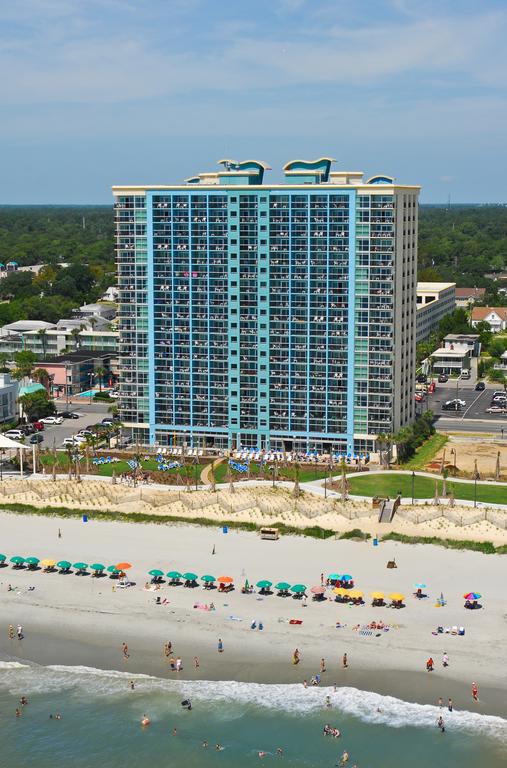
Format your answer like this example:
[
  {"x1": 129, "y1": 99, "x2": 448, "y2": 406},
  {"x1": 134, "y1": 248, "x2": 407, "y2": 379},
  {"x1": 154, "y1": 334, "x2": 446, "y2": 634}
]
[
  {"x1": 289, "y1": 619, "x2": 303, "y2": 625},
  {"x1": 228, "y1": 615, "x2": 242, "y2": 621}
]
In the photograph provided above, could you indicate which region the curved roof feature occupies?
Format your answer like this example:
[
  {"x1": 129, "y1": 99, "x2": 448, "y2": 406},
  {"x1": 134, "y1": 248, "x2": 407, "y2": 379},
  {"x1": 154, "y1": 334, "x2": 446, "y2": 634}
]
[
  {"x1": 283, "y1": 157, "x2": 336, "y2": 172},
  {"x1": 218, "y1": 159, "x2": 272, "y2": 171},
  {"x1": 366, "y1": 175, "x2": 394, "y2": 185},
  {"x1": 184, "y1": 176, "x2": 202, "y2": 184}
]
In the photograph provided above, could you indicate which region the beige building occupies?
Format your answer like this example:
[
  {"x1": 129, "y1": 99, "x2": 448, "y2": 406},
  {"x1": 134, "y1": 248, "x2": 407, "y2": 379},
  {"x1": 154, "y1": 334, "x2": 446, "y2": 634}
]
[{"x1": 416, "y1": 282, "x2": 456, "y2": 342}]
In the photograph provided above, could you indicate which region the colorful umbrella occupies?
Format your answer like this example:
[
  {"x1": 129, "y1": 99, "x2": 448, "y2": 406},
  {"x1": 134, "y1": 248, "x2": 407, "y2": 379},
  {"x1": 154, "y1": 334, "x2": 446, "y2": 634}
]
[
  {"x1": 310, "y1": 586, "x2": 326, "y2": 595},
  {"x1": 73, "y1": 562, "x2": 88, "y2": 571},
  {"x1": 90, "y1": 563, "x2": 105, "y2": 571},
  {"x1": 148, "y1": 569, "x2": 164, "y2": 577},
  {"x1": 371, "y1": 591, "x2": 385, "y2": 599},
  {"x1": 415, "y1": 583, "x2": 427, "y2": 589},
  {"x1": 256, "y1": 580, "x2": 273, "y2": 589},
  {"x1": 0, "y1": 554, "x2": 6, "y2": 562},
  {"x1": 116, "y1": 562, "x2": 132, "y2": 571},
  {"x1": 217, "y1": 576, "x2": 233, "y2": 584},
  {"x1": 464, "y1": 592, "x2": 481, "y2": 600},
  {"x1": 57, "y1": 560, "x2": 72, "y2": 570},
  {"x1": 290, "y1": 584, "x2": 307, "y2": 593},
  {"x1": 201, "y1": 574, "x2": 216, "y2": 582},
  {"x1": 41, "y1": 558, "x2": 56, "y2": 568},
  {"x1": 333, "y1": 587, "x2": 348, "y2": 597},
  {"x1": 389, "y1": 592, "x2": 405, "y2": 601},
  {"x1": 341, "y1": 574, "x2": 353, "y2": 582},
  {"x1": 275, "y1": 581, "x2": 291, "y2": 590},
  {"x1": 167, "y1": 570, "x2": 182, "y2": 579},
  {"x1": 10, "y1": 556, "x2": 25, "y2": 565},
  {"x1": 107, "y1": 565, "x2": 120, "y2": 573},
  {"x1": 328, "y1": 573, "x2": 341, "y2": 581},
  {"x1": 25, "y1": 557, "x2": 40, "y2": 566},
  {"x1": 348, "y1": 589, "x2": 364, "y2": 599},
  {"x1": 182, "y1": 572, "x2": 198, "y2": 581}
]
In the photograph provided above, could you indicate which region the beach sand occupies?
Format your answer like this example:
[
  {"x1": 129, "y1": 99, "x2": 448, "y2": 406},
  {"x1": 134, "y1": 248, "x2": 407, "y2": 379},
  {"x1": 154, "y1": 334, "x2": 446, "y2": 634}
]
[{"x1": 1, "y1": 511, "x2": 506, "y2": 717}]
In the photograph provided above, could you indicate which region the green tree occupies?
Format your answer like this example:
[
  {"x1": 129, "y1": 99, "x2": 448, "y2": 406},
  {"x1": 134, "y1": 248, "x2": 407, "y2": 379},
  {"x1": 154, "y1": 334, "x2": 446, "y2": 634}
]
[
  {"x1": 94, "y1": 366, "x2": 106, "y2": 392},
  {"x1": 12, "y1": 350, "x2": 37, "y2": 379},
  {"x1": 18, "y1": 389, "x2": 55, "y2": 421}
]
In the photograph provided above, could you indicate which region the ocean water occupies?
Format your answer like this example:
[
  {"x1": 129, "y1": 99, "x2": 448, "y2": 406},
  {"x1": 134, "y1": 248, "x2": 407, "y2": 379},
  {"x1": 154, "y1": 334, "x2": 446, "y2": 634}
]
[{"x1": 0, "y1": 661, "x2": 506, "y2": 767}]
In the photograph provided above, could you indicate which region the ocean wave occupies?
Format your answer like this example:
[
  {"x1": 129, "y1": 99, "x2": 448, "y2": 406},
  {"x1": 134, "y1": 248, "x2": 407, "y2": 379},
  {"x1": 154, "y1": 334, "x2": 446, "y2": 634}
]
[{"x1": 1, "y1": 662, "x2": 506, "y2": 742}]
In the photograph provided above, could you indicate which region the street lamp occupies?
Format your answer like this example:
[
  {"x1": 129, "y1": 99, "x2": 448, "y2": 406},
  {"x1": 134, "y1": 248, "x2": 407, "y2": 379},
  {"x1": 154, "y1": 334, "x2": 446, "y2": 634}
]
[
  {"x1": 474, "y1": 474, "x2": 478, "y2": 509},
  {"x1": 411, "y1": 470, "x2": 415, "y2": 505}
]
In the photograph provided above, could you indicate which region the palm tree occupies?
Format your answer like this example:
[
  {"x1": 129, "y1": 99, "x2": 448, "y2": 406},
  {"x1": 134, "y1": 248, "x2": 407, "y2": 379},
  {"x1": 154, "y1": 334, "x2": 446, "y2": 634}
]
[
  {"x1": 32, "y1": 367, "x2": 50, "y2": 392},
  {"x1": 442, "y1": 468, "x2": 448, "y2": 498},
  {"x1": 209, "y1": 462, "x2": 216, "y2": 493},
  {"x1": 95, "y1": 366, "x2": 106, "y2": 392},
  {"x1": 70, "y1": 327, "x2": 82, "y2": 351},
  {"x1": 37, "y1": 329, "x2": 48, "y2": 360},
  {"x1": 292, "y1": 460, "x2": 301, "y2": 498}
]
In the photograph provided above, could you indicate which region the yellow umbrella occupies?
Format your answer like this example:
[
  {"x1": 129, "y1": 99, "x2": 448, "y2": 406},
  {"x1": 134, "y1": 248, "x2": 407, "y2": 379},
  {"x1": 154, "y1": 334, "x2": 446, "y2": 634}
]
[
  {"x1": 333, "y1": 587, "x2": 348, "y2": 596},
  {"x1": 389, "y1": 592, "x2": 405, "y2": 601},
  {"x1": 41, "y1": 558, "x2": 56, "y2": 567},
  {"x1": 371, "y1": 591, "x2": 385, "y2": 599},
  {"x1": 348, "y1": 589, "x2": 364, "y2": 599}
]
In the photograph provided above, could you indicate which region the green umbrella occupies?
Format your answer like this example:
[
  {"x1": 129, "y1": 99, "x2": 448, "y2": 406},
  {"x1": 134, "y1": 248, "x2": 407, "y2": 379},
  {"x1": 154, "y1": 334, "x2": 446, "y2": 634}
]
[
  {"x1": 275, "y1": 582, "x2": 291, "y2": 590},
  {"x1": 291, "y1": 584, "x2": 307, "y2": 593},
  {"x1": 107, "y1": 565, "x2": 120, "y2": 573},
  {"x1": 25, "y1": 557, "x2": 40, "y2": 566},
  {"x1": 167, "y1": 570, "x2": 182, "y2": 579},
  {"x1": 0, "y1": 554, "x2": 6, "y2": 562},
  {"x1": 201, "y1": 574, "x2": 216, "y2": 582},
  {"x1": 148, "y1": 569, "x2": 164, "y2": 577},
  {"x1": 73, "y1": 562, "x2": 88, "y2": 570},
  {"x1": 10, "y1": 556, "x2": 25, "y2": 565},
  {"x1": 256, "y1": 580, "x2": 273, "y2": 589},
  {"x1": 57, "y1": 560, "x2": 72, "y2": 570},
  {"x1": 328, "y1": 573, "x2": 341, "y2": 580},
  {"x1": 182, "y1": 572, "x2": 198, "y2": 581},
  {"x1": 90, "y1": 563, "x2": 105, "y2": 571}
]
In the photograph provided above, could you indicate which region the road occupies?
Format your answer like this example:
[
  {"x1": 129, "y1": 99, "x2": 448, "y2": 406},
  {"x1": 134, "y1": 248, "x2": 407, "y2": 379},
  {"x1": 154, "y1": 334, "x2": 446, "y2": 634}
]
[{"x1": 418, "y1": 380, "x2": 507, "y2": 435}]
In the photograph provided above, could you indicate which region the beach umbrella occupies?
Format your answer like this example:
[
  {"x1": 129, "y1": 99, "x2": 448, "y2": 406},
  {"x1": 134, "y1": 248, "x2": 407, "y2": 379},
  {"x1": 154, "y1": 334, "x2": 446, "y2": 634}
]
[
  {"x1": 182, "y1": 572, "x2": 198, "y2": 581},
  {"x1": 341, "y1": 574, "x2": 353, "y2": 582},
  {"x1": 116, "y1": 562, "x2": 132, "y2": 571},
  {"x1": 201, "y1": 574, "x2": 216, "y2": 583},
  {"x1": 371, "y1": 591, "x2": 385, "y2": 600},
  {"x1": 25, "y1": 557, "x2": 40, "y2": 566},
  {"x1": 310, "y1": 586, "x2": 326, "y2": 595},
  {"x1": 41, "y1": 558, "x2": 56, "y2": 568},
  {"x1": 167, "y1": 570, "x2": 182, "y2": 579},
  {"x1": 328, "y1": 573, "x2": 341, "y2": 581},
  {"x1": 464, "y1": 592, "x2": 481, "y2": 600},
  {"x1": 90, "y1": 563, "x2": 105, "y2": 571},
  {"x1": 73, "y1": 562, "x2": 88, "y2": 571},
  {"x1": 0, "y1": 554, "x2": 6, "y2": 562},
  {"x1": 217, "y1": 575, "x2": 233, "y2": 584},
  {"x1": 10, "y1": 556, "x2": 25, "y2": 565},
  {"x1": 148, "y1": 569, "x2": 164, "y2": 577},
  {"x1": 57, "y1": 560, "x2": 72, "y2": 570},
  {"x1": 275, "y1": 581, "x2": 291, "y2": 591},
  {"x1": 290, "y1": 584, "x2": 306, "y2": 593},
  {"x1": 333, "y1": 587, "x2": 348, "y2": 597},
  {"x1": 389, "y1": 592, "x2": 405, "y2": 601},
  {"x1": 256, "y1": 580, "x2": 273, "y2": 589},
  {"x1": 107, "y1": 565, "x2": 120, "y2": 574},
  {"x1": 414, "y1": 583, "x2": 427, "y2": 589},
  {"x1": 348, "y1": 589, "x2": 364, "y2": 599}
]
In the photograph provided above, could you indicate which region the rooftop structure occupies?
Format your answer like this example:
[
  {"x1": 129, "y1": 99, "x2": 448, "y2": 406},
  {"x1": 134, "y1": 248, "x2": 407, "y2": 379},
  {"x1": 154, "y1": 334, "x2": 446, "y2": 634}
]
[{"x1": 416, "y1": 282, "x2": 456, "y2": 342}]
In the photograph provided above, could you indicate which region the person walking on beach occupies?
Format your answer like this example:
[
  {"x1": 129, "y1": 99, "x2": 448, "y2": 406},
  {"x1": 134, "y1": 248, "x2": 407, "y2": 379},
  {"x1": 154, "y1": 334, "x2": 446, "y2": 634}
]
[
  {"x1": 218, "y1": 638, "x2": 223, "y2": 653},
  {"x1": 320, "y1": 658, "x2": 326, "y2": 673},
  {"x1": 8, "y1": 624, "x2": 14, "y2": 639},
  {"x1": 472, "y1": 682, "x2": 479, "y2": 701},
  {"x1": 176, "y1": 657, "x2": 182, "y2": 672},
  {"x1": 293, "y1": 648, "x2": 301, "y2": 665},
  {"x1": 320, "y1": 572, "x2": 324, "y2": 587},
  {"x1": 437, "y1": 697, "x2": 443, "y2": 708},
  {"x1": 342, "y1": 653, "x2": 348, "y2": 669},
  {"x1": 193, "y1": 656, "x2": 200, "y2": 669},
  {"x1": 122, "y1": 642, "x2": 129, "y2": 661},
  {"x1": 16, "y1": 624, "x2": 23, "y2": 640},
  {"x1": 442, "y1": 652, "x2": 449, "y2": 667},
  {"x1": 448, "y1": 698, "x2": 453, "y2": 712}
]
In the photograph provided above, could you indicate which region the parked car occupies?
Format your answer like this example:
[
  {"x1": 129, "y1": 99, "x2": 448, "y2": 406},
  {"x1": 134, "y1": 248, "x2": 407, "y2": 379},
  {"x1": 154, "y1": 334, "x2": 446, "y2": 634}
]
[
  {"x1": 29, "y1": 433, "x2": 44, "y2": 444},
  {"x1": 445, "y1": 398, "x2": 466, "y2": 407},
  {"x1": 101, "y1": 418, "x2": 114, "y2": 427},
  {"x1": 40, "y1": 416, "x2": 64, "y2": 425},
  {"x1": 4, "y1": 429, "x2": 24, "y2": 439},
  {"x1": 77, "y1": 430, "x2": 95, "y2": 438},
  {"x1": 20, "y1": 424, "x2": 35, "y2": 435},
  {"x1": 32, "y1": 421, "x2": 44, "y2": 431},
  {"x1": 475, "y1": 381, "x2": 485, "y2": 391},
  {"x1": 460, "y1": 369, "x2": 471, "y2": 379},
  {"x1": 59, "y1": 411, "x2": 80, "y2": 419},
  {"x1": 438, "y1": 374, "x2": 449, "y2": 383},
  {"x1": 62, "y1": 436, "x2": 86, "y2": 447},
  {"x1": 486, "y1": 406, "x2": 507, "y2": 414},
  {"x1": 492, "y1": 391, "x2": 507, "y2": 399},
  {"x1": 491, "y1": 395, "x2": 507, "y2": 405},
  {"x1": 442, "y1": 402, "x2": 462, "y2": 411},
  {"x1": 416, "y1": 374, "x2": 427, "y2": 384}
]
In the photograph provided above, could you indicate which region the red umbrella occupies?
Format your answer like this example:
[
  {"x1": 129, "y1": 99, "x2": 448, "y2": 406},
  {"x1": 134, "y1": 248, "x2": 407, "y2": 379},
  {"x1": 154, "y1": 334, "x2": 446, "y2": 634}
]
[{"x1": 310, "y1": 586, "x2": 326, "y2": 595}]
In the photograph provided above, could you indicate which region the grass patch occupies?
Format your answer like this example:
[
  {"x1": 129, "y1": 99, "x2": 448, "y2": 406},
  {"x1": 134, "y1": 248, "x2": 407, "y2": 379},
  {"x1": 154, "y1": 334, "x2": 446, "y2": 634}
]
[
  {"x1": 339, "y1": 528, "x2": 371, "y2": 541},
  {"x1": 381, "y1": 532, "x2": 502, "y2": 555},
  {"x1": 214, "y1": 461, "x2": 333, "y2": 484},
  {"x1": 39, "y1": 454, "x2": 194, "y2": 480},
  {"x1": 347, "y1": 473, "x2": 507, "y2": 505},
  {"x1": 401, "y1": 433, "x2": 448, "y2": 470}
]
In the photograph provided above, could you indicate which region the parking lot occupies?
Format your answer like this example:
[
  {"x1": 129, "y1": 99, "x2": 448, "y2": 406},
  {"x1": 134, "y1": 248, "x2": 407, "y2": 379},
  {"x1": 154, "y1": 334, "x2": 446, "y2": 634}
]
[
  {"x1": 36, "y1": 402, "x2": 112, "y2": 449},
  {"x1": 421, "y1": 380, "x2": 507, "y2": 430}
]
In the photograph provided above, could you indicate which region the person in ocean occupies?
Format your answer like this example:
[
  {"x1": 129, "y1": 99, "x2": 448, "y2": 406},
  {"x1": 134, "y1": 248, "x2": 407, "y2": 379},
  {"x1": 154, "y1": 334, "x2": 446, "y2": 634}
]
[
  {"x1": 141, "y1": 715, "x2": 150, "y2": 727},
  {"x1": 437, "y1": 715, "x2": 445, "y2": 733}
]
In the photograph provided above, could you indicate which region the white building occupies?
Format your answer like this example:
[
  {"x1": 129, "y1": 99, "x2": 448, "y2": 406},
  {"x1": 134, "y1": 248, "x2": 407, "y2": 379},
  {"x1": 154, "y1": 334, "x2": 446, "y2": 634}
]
[
  {"x1": 416, "y1": 282, "x2": 456, "y2": 342},
  {"x1": 471, "y1": 307, "x2": 507, "y2": 333},
  {"x1": 0, "y1": 373, "x2": 19, "y2": 423}
]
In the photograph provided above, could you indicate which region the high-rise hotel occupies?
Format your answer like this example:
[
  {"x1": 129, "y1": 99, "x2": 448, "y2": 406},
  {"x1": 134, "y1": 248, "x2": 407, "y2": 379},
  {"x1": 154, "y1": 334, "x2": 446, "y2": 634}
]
[{"x1": 113, "y1": 158, "x2": 418, "y2": 454}]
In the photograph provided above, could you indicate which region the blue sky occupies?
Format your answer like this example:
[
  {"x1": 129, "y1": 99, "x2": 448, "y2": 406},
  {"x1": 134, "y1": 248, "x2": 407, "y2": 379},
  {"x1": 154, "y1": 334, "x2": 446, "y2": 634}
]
[{"x1": 1, "y1": 0, "x2": 506, "y2": 203}]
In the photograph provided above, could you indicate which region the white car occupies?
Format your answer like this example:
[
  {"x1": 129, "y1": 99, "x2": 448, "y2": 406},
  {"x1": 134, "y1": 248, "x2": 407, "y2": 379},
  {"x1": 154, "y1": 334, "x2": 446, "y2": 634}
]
[
  {"x1": 486, "y1": 406, "x2": 506, "y2": 414},
  {"x1": 62, "y1": 435, "x2": 86, "y2": 447},
  {"x1": 41, "y1": 415, "x2": 64, "y2": 425},
  {"x1": 4, "y1": 430, "x2": 24, "y2": 440}
]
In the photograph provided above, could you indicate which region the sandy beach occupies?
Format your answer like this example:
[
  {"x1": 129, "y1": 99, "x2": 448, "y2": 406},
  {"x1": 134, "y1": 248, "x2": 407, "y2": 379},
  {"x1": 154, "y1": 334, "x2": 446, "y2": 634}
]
[{"x1": 1, "y1": 511, "x2": 506, "y2": 717}]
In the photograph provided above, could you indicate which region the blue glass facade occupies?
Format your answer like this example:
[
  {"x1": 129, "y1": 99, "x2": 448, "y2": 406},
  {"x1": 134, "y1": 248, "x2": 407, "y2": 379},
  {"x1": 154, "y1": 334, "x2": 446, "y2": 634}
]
[{"x1": 115, "y1": 162, "x2": 418, "y2": 453}]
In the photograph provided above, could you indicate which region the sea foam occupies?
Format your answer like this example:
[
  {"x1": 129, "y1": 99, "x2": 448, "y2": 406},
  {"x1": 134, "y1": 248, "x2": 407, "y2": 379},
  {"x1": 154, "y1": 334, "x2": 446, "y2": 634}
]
[{"x1": 0, "y1": 661, "x2": 506, "y2": 743}]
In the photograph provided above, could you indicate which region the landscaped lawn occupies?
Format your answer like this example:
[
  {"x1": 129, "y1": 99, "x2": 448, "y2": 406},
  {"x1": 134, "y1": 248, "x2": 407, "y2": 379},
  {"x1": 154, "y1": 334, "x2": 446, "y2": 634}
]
[
  {"x1": 39, "y1": 454, "x2": 193, "y2": 480},
  {"x1": 213, "y1": 460, "x2": 335, "y2": 484},
  {"x1": 401, "y1": 433, "x2": 448, "y2": 470},
  {"x1": 348, "y1": 472, "x2": 507, "y2": 505}
]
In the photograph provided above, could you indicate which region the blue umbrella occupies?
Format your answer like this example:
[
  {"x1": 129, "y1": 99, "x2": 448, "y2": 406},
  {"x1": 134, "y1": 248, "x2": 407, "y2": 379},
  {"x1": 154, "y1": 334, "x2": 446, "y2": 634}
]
[
  {"x1": 415, "y1": 583, "x2": 427, "y2": 589},
  {"x1": 341, "y1": 574, "x2": 353, "y2": 582}
]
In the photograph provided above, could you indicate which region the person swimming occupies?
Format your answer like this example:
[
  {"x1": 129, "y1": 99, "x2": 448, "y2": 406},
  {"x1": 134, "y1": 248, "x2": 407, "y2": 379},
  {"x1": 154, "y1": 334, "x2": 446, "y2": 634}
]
[{"x1": 141, "y1": 715, "x2": 150, "y2": 727}]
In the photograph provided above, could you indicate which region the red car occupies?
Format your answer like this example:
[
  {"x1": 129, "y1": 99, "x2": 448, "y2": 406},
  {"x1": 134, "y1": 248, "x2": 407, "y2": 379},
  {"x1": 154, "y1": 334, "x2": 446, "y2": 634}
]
[{"x1": 32, "y1": 421, "x2": 44, "y2": 431}]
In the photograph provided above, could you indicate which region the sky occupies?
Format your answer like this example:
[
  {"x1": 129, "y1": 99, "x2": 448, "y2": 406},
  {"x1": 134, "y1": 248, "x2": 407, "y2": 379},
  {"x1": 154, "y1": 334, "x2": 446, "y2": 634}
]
[{"x1": 1, "y1": 0, "x2": 506, "y2": 204}]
